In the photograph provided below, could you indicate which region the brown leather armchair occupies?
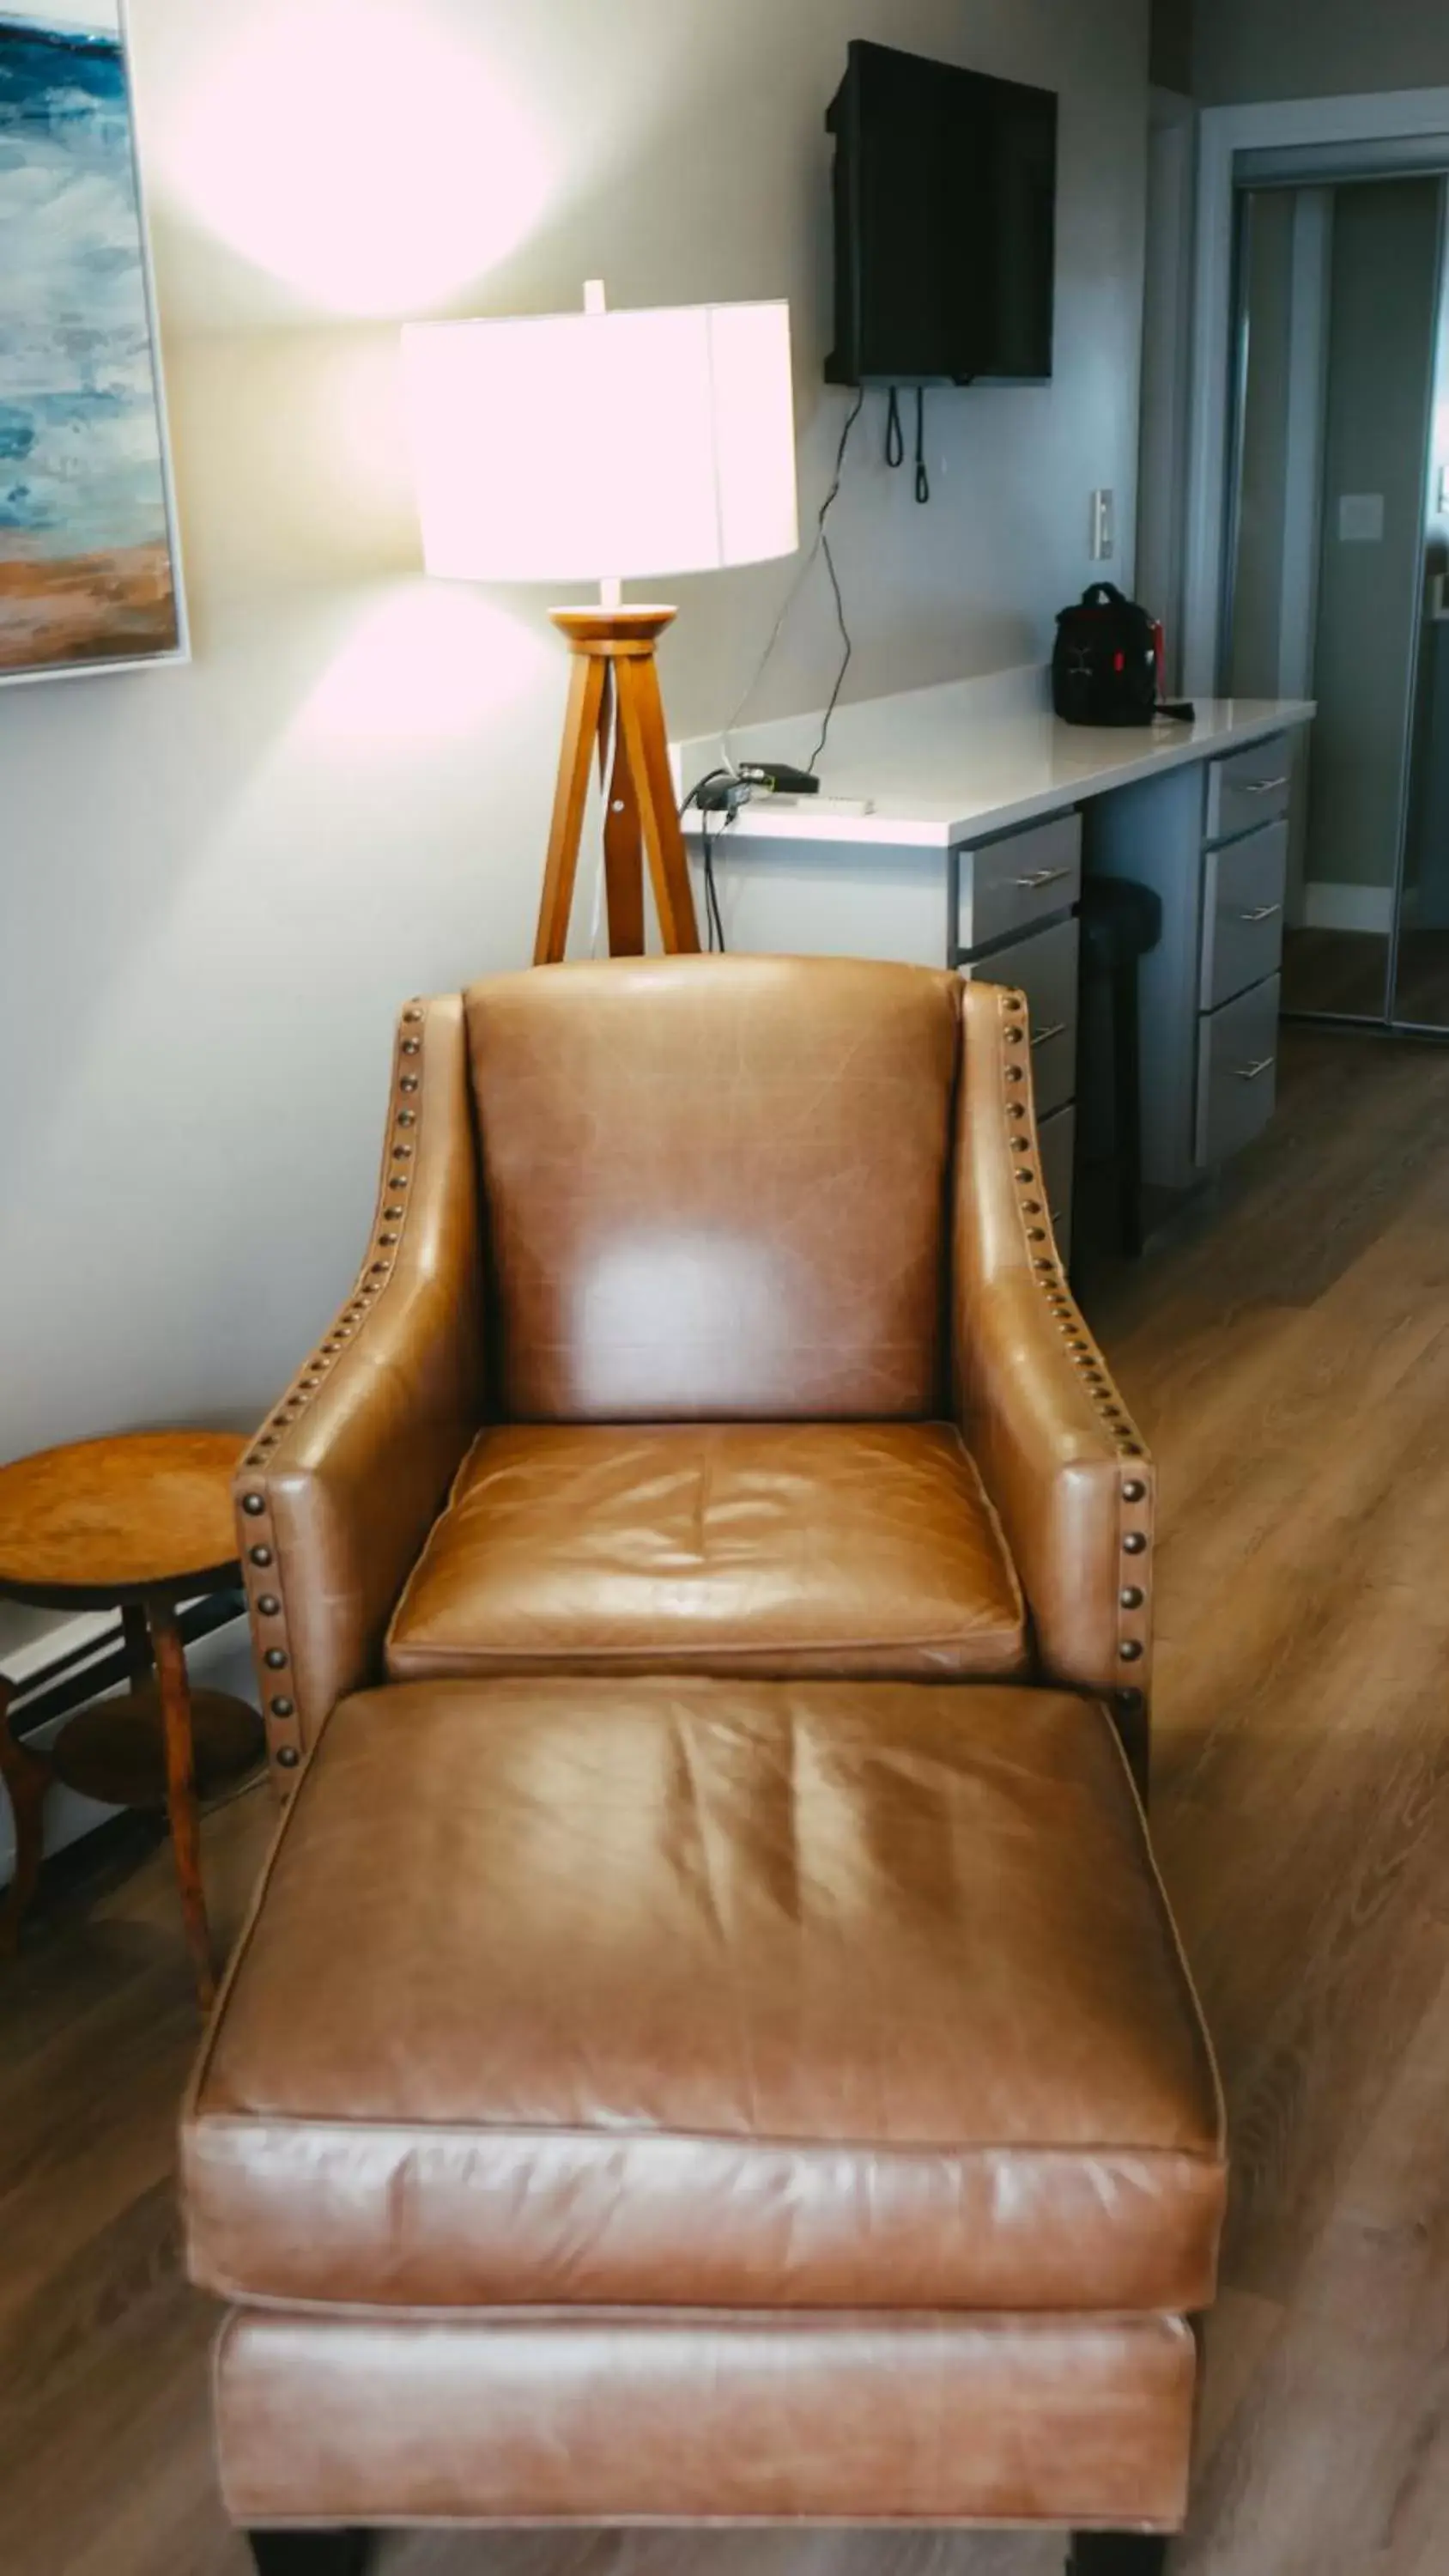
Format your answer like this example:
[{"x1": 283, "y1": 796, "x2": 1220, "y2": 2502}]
[{"x1": 236, "y1": 957, "x2": 1153, "y2": 1791}]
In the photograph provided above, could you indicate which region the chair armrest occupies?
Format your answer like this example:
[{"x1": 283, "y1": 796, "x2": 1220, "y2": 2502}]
[
  {"x1": 953, "y1": 981, "x2": 1155, "y2": 1715},
  {"x1": 233, "y1": 995, "x2": 485, "y2": 1781}
]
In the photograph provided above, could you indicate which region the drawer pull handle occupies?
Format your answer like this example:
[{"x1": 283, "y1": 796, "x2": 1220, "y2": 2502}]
[
  {"x1": 1235, "y1": 1056, "x2": 1276, "y2": 1083},
  {"x1": 1237, "y1": 904, "x2": 1282, "y2": 925},
  {"x1": 1239, "y1": 776, "x2": 1290, "y2": 797},
  {"x1": 1015, "y1": 866, "x2": 1076, "y2": 891},
  {"x1": 1031, "y1": 1020, "x2": 1070, "y2": 1048}
]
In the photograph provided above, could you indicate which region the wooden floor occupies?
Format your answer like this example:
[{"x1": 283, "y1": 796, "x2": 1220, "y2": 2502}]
[
  {"x1": 1282, "y1": 922, "x2": 1449, "y2": 1024},
  {"x1": 4, "y1": 1024, "x2": 1449, "y2": 2576}
]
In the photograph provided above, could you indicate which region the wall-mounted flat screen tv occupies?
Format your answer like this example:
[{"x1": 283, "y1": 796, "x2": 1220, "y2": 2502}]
[{"x1": 827, "y1": 40, "x2": 1058, "y2": 387}]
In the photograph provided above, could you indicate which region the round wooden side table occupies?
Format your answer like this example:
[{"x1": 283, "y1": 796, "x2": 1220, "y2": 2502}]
[{"x1": 0, "y1": 1431, "x2": 264, "y2": 2008}]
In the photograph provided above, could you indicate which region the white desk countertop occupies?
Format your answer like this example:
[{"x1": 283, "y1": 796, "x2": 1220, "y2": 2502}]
[{"x1": 679, "y1": 670, "x2": 1315, "y2": 852}]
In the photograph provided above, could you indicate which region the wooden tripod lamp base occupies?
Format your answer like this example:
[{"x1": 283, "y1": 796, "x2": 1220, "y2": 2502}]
[{"x1": 534, "y1": 606, "x2": 702, "y2": 966}]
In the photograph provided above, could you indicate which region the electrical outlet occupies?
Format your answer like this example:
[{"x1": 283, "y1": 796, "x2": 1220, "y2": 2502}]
[{"x1": 1090, "y1": 489, "x2": 1116, "y2": 562}]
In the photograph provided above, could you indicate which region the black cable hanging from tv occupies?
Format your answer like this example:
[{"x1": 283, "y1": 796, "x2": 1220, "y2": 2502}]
[{"x1": 884, "y1": 387, "x2": 931, "y2": 504}]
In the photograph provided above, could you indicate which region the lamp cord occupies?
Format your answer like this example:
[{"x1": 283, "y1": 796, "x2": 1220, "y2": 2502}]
[
  {"x1": 805, "y1": 386, "x2": 867, "y2": 776},
  {"x1": 679, "y1": 769, "x2": 738, "y2": 954},
  {"x1": 721, "y1": 386, "x2": 867, "y2": 775},
  {"x1": 701, "y1": 804, "x2": 727, "y2": 952}
]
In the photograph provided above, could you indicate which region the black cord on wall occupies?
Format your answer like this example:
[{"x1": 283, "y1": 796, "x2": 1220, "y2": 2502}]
[{"x1": 806, "y1": 386, "x2": 866, "y2": 776}]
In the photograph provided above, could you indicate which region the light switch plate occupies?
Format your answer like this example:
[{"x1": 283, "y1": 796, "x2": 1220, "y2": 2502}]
[{"x1": 1338, "y1": 493, "x2": 1385, "y2": 544}]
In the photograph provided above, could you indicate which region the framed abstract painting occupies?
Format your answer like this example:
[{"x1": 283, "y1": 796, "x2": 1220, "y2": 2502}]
[{"x1": 0, "y1": 0, "x2": 185, "y2": 683}]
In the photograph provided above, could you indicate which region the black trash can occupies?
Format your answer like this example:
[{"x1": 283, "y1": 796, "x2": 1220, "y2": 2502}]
[{"x1": 1074, "y1": 876, "x2": 1164, "y2": 1267}]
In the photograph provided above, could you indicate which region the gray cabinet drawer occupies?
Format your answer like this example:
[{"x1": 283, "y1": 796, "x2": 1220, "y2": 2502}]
[
  {"x1": 1196, "y1": 975, "x2": 1281, "y2": 1169},
  {"x1": 957, "y1": 812, "x2": 1082, "y2": 955},
  {"x1": 1037, "y1": 1103, "x2": 1076, "y2": 1265},
  {"x1": 1205, "y1": 733, "x2": 1292, "y2": 844},
  {"x1": 963, "y1": 916, "x2": 1079, "y2": 1121},
  {"x1": 1201, "y1": 821, "x2": 1288, "y2": 1011}
]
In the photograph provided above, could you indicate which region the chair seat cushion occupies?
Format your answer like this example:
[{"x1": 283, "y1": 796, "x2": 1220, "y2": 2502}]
[
  {"x1": 385, "y1": 1422, "x2": 1030, "y2": 1683},
  {"x1": 184, "y1": 1679, "x2": 1226, "y2": 2318}
]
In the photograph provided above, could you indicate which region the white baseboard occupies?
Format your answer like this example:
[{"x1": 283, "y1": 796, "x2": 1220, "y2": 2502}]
[{"x1": 1301, "y1": 881, "x2": 1395, "y2": 935}]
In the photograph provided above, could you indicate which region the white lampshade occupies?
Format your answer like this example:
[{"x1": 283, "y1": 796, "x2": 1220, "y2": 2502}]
[{"x1": 403, "y1": 296, "x2": 799, "y2": 586}]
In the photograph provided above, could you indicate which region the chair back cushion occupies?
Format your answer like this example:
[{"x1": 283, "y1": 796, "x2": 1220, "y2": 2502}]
[{"x1": 464, "y1": 957, "x2": 961, "y2": 1422}]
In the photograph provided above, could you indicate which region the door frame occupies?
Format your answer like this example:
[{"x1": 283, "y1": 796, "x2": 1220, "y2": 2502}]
[{"x1": 1185, "y1": 86, "x2": 1449, "y2": 697}]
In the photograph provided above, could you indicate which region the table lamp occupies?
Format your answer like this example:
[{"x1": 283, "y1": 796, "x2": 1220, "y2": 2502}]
[{"x1": 403, "y1": 285, "x2": 799, "y2": 963}]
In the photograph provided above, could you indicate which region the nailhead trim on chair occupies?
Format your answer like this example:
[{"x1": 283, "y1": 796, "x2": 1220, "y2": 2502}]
[
  {"x1": 993, "y1": 986, "x2": 1155, "y2": 1686},
  {"x1": 237, "y1": 999, "x2": 429, "y2": 1786}
]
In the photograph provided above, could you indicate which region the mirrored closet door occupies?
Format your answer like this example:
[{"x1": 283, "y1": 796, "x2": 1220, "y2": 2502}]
[{"x1": 1223, "y1": 169, "x2": 1449, "y2": 1033}]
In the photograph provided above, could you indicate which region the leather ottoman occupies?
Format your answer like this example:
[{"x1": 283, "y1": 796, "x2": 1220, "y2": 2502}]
[{"x1": 182, "y1": 1676, "x2": 1226, "y2": 2573}]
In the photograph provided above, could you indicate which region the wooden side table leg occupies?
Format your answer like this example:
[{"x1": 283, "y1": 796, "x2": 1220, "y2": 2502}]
[
  {"x1": 146, "y1": 1599, "x2": 216, "y2": 2012},
  {"x1": 0, "y1": 1676, "x2": 52, "y2": 1956}
]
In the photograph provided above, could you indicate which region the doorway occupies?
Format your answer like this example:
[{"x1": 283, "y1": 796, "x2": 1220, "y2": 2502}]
[{"x1": 1222, "y1": 170, "x2": 1449, "y2": 1031}]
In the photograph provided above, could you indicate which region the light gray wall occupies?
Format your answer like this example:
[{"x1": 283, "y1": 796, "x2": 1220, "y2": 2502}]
[
  {"x1": 2, "y1": 0, "x2": 1151, "y2": 1490},
  {"x1": 1307, "y1": 179, "x2": 1440, "y2": 900},
  {"x1": 1197, "y1": 1, "x2": 1449, "y2": 106}
]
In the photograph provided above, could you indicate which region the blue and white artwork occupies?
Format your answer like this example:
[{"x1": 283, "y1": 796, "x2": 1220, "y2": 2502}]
[{"x1": 0, "y1": 1, "x2": 182, "y2": 678}]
